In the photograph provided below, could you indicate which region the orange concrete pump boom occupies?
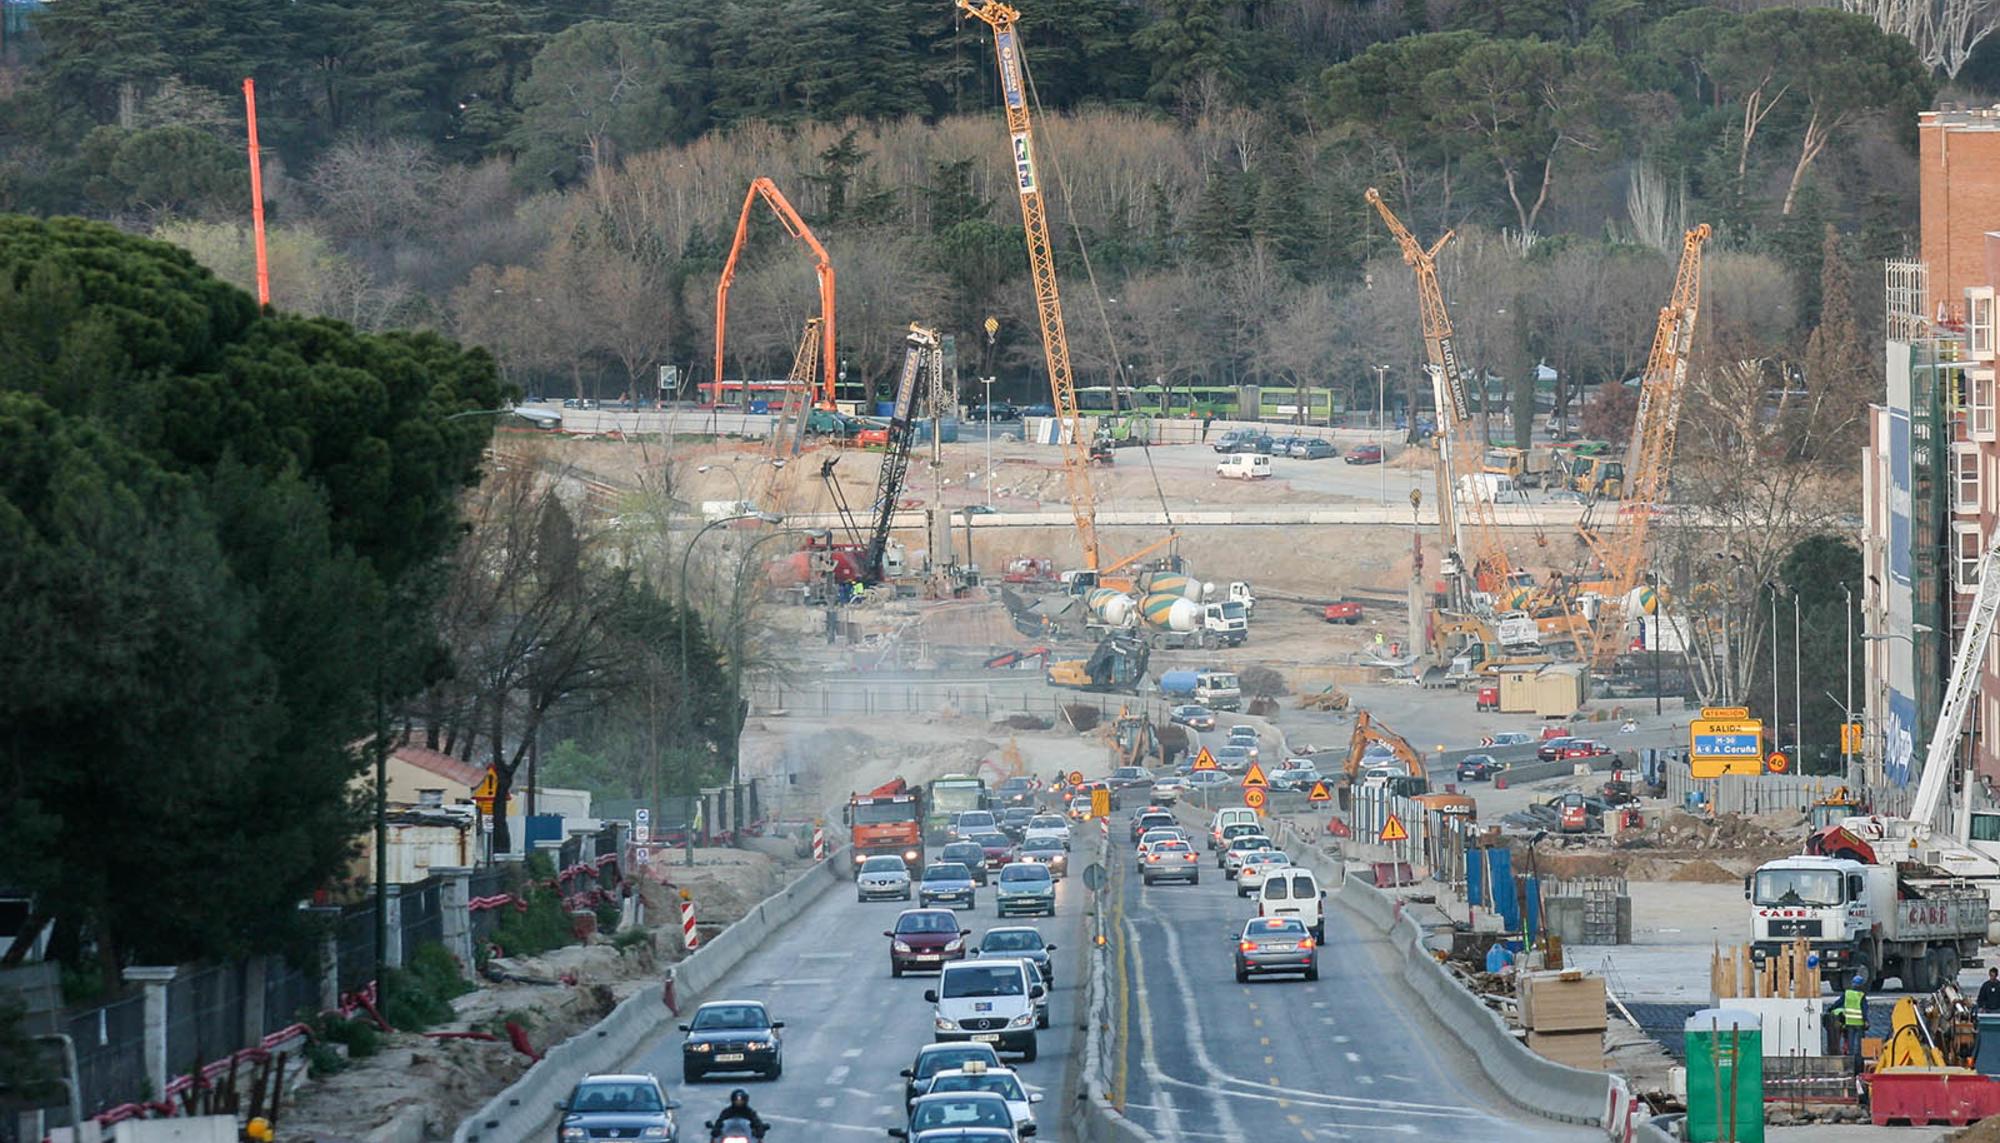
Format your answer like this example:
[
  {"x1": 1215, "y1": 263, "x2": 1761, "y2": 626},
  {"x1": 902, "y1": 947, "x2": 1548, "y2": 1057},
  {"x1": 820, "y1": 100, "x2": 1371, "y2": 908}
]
[{"x1": 714, "y1": 177, "x2": 837, "y2": 408}]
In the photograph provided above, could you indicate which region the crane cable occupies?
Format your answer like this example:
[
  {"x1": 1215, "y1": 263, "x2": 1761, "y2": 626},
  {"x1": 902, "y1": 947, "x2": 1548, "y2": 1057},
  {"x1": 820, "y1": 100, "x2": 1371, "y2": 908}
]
[{"x1": 1016, "y1": 48, "x2": 1178, "y2": 539}]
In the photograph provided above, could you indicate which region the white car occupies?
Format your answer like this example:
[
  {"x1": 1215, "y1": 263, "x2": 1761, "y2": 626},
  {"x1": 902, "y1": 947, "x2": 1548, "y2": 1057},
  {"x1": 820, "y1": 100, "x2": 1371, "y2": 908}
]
[
  {"x1": 1236, "y1": 851, "x2": 1292, "y2": 896},
  {"x1": 1222, "y1": 834, "x2": 1275, "y2": 878},
  {"x1": 1151, "y1": 775, "x2": 1188, "y2": 803},
  {"x1": 1187, "y1": 770, "x2": 1233, "y2": 791},
  {"x1": 1022, "y1": 815, "x2": 1071, "y2": 849},
  {"x1": 923, "y1": 1061, "x2": 1044, "y2": 1132}
]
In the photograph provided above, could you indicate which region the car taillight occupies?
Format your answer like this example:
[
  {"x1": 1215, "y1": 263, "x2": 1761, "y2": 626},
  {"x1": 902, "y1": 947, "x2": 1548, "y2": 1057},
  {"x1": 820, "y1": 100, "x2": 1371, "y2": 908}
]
[
  {"x1": 1183, "y1": 853, "x2": 1195, "y2": 861},
  {"x1": 1300, "y1": 938, "x2": 1315, "y2": 950},
  {"x1": 1238, "y1": 940, "x2": 1257, "y2": 953}
]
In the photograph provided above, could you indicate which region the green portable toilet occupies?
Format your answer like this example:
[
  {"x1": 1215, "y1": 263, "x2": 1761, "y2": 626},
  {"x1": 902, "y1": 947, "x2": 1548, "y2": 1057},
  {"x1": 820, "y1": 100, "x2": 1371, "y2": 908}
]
[{"x1": 1686, "y1": 1008, "x2": 1764, "y2": 1143}]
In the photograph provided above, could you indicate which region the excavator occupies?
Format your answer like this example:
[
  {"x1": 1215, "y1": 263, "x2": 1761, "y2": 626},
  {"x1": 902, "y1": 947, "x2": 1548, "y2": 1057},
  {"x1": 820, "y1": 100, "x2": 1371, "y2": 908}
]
[
  {"x1": 1045, "y1": 633, "x2": 1149, "y2": 693},
  {"x1": 1337, "y1": 710, "x2": 1427, "y2": 809}
]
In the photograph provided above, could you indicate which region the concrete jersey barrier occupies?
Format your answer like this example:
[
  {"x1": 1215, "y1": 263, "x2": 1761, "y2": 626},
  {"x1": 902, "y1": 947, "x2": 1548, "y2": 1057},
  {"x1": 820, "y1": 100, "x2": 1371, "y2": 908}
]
[{"x1": 453, "y1": 851, "x2": 850, "y2": 1143}]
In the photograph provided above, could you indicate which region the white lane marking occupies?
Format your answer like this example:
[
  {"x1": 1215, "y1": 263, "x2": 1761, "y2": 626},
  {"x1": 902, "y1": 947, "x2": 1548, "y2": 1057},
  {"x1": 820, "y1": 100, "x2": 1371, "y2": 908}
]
[
  {"x1": 815, "y1": 1096, "x2": 836, "y2": 1108},
  {"x1": 1382, "y1": 1074, "x2": 1415, "y2": 1083},
  {"x1": 1357, "y1": 1074, "x2": 1375, "y2": 1085},
  {"x1": 843, "y1": 1086, "x2": 875, "y2": 1099},
  {"x1": 841, "y1": 1048, "x2": 865, "y2": 1059},
  {"x1": 799, "y1": 952, "x2": 854, "y2": 960},
  {"x1": 1344, "y1": 1052, "x2": 1361, "y2": 1063},
  {"x1": 1153, "y1": 916, "x2": 1245, "y2": 1141},
  {"x1": 769, "y1": 1112, "x2": 879, "y2": 1133},
  {"x1": 764, "y1": 977, "x2": 837, "y2": 986},
  {"x1": 1123, "y1": 914, "x2": 1185, "y2": 1143},
  {"x1": 1143, "y1": 1072, "x2": 1496, "y2": 1121},
  {"x1": 826, "y1": 1064, "x2": 849, "y2": 1085}
]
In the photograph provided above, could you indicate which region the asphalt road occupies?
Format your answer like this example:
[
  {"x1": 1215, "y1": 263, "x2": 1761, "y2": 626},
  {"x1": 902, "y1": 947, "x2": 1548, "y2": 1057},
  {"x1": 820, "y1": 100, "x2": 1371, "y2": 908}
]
[
  {"x1": 609, "y1": 852, "x2": 1093, "y2": 1141},
  {"x1": 1107, "y1": 809, "x2": 1598, "y2": 1143}
]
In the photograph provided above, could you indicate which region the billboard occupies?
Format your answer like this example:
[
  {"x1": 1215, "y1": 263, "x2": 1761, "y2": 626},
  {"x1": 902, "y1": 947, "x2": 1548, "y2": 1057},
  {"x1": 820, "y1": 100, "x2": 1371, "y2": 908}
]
[{"x1": 1886, "y1": 688, "x2": 1918, "y2": 786}]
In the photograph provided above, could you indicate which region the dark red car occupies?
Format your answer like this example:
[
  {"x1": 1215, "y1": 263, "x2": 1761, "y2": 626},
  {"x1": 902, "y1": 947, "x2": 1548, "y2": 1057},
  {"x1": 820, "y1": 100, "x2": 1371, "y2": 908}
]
[
  {"x1": 885, "y1": 909, "x2": 971, "y2": 977},
  {"x1": 1560, "y1": 740, "x2": 1609, "y2": 760},
  {"x1": 967, "y1": 831, "x2": 1018, "y2": 872},
  {"x1": 1536, "y1": 736, "x2": 1577, "y2": 761},
  {"x1": 1343, "y1": 444, "x2": 1384, "y2": 465}
]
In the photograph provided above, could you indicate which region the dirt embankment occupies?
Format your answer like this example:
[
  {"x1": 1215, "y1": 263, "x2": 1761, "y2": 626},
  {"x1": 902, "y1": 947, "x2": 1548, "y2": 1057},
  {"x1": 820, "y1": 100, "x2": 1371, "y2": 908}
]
[{"x1": 1528, "y1": 812, "x2": 1802, "y2": 882}]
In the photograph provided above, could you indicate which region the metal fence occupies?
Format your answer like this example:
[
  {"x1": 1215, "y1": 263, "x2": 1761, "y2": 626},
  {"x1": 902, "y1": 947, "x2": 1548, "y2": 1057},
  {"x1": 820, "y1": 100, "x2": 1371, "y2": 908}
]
[
  {"x1": 400, "y1": 879, "x2": 444, "y2": 951},
  {"x1": 336, "y1": 905, "x2": 377, "y2": 995},
  {"x1": 64, "y1": 992, "x2": 146, "y2": 1120},
  {"x1": 469, "y1": 867, "x2": 509, "y2": 944},
  {"x1": 263, "y1": 956, "x2": 320, "y2": 1034},
  {"x1": 749, "y1": 681, "x2": 1177, "y2": 725},
  {"x1": 1663, "y1": 768, "x2": 1853, "y2": 816},
  {"x1": 164, "y1": 963, "x2": 242, "y2": 1078}
]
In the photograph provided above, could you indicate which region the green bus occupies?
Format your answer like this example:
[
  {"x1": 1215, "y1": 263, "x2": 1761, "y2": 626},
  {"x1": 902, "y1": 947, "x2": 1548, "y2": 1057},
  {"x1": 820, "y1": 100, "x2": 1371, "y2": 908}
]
[{"x1": 924, "y1": 774, "x2": 987, "y2": 843}]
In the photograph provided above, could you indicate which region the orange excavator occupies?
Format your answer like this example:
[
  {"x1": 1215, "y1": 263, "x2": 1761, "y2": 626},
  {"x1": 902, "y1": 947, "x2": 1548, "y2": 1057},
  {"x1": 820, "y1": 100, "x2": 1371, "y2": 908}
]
[{"x1": 1339, "y1": 710, "x2": 1427, "y2": 808}]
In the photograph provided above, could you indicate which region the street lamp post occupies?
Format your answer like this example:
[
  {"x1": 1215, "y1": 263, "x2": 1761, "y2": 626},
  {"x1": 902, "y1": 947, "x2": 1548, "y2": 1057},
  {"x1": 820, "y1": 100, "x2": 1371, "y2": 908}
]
[
  {"x1": 1842, "y1": 582, "x2": 1854, "y2": 773},
  {"x1": 675, "y1": 511, "x2": 781, "y2": 865},
  {"x1": 697, "y1": 462, "x2": 747, "y2": 504},
  {"x1": 981, "y1": 376, "x2": 996, "y2": 508}
]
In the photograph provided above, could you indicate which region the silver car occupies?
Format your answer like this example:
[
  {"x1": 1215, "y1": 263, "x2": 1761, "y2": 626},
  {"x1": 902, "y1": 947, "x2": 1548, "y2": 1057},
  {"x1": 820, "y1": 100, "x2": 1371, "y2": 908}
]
[
  {"x1": 1234, "y1": 915, "x2": 1318, "y2": 982},
  {"x1": 858, "y1": 855, "x2": 914, "y2": 902}
]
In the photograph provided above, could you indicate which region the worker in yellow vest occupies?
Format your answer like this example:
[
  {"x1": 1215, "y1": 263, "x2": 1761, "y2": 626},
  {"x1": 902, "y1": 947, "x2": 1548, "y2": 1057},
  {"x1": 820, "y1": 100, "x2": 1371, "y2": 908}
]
[{"x1": 1839, "y1": 973, "x2": 1868, "y2": 1067}]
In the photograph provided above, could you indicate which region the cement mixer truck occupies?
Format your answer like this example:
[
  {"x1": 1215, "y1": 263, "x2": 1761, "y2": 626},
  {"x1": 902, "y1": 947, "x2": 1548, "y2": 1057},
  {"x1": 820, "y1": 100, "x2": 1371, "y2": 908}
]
[{"x1": 1139, "y1": 591, "x2": 1248, "y2": 648}]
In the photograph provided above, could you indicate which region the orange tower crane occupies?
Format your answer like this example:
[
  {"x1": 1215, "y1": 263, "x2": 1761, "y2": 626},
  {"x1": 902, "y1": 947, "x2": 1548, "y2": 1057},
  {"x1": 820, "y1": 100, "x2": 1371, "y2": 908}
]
[{"x1": 714, "y1": 177, "x2": 837, "y2": 409}]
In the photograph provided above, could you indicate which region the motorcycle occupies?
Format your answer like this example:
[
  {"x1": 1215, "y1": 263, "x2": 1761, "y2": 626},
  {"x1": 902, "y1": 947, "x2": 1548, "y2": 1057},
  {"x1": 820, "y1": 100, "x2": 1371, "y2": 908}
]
[{"x1": 706, "y1": 1114, "x2": 767, "y2": 1143}]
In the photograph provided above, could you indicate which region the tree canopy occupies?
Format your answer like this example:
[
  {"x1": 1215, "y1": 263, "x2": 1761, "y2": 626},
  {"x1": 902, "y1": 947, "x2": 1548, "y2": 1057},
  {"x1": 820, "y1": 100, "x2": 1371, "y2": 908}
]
[{"x1": 0, "y1": 216, "x2": 500, "y2": 975}]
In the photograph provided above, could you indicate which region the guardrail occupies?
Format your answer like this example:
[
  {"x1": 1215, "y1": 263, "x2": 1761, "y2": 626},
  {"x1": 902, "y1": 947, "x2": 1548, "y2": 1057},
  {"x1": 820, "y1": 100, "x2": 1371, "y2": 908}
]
[
  {"x1": 1068, "y1": 832, "x2": 1158, "y2": 1143},
  {"x1": 452, "y1": 849, "x2": 851, "y2": 1143}
]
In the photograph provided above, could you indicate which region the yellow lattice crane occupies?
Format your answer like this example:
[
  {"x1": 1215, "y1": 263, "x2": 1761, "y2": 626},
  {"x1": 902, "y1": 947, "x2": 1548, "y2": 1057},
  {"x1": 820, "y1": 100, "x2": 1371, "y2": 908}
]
[
  {"x1": 958, "y1": 0, "x2": 1105, "y2": 573},
  {"x1": 1364, "y1": 188, "x2": 1526, "y2": 608},
  {"x1": 1578, "y1": 223, "x2": 1712, "y2": 665}
]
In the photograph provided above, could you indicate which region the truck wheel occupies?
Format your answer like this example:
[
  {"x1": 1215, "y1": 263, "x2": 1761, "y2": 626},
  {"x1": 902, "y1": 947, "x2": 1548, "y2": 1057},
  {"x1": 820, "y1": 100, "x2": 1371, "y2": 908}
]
[{"x1": 1903, "y1": 953, "x2": 1934, "y2": 994}]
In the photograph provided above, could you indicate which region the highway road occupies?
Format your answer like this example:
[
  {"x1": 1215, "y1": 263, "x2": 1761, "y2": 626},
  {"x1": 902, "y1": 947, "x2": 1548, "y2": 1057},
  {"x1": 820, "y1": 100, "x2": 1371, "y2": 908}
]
[
  {"x1": 1108, "y1": 814, "x2": 1597, "y2": 1143},
  {"x1": 604, "y1": 852, "x2": 1093, "y2": 1140}
]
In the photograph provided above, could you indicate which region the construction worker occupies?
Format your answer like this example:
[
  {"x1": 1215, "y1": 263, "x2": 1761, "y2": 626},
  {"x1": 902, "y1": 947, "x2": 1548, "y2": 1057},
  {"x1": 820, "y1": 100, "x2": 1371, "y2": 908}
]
[
  {"x1": 1840, "y1": 973, "x2": 1868, "y2": 1067},
  {"x1": 1979, "y1": 967, "x2": 2000, "y2": 1012}
]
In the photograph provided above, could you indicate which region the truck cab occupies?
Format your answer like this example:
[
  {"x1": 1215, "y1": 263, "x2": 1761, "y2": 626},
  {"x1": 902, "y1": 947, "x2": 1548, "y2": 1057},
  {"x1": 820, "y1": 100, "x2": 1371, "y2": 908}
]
[
  {"x1": 1749, "y1": 855, "x2": 1985, "y2": 990},
  {"x1": 1192, "y1": 669, "x2": 1241, "y2": 712}
]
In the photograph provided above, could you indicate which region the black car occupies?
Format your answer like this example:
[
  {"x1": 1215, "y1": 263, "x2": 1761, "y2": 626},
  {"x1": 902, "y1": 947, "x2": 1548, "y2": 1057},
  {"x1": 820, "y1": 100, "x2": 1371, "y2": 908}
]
[
  {"x1": 555, "y1": 1073, "x2": 681, "y2": 1142},
  {"x1": 1107, "y1": 766, "x2": 1153, "y2": 795},
  {"x1": 998, "y1": 806, "x2": 1036, "y2": 840},
  {"x1": 938, "y1": 841, "x2": 991, "y2": 885},
  {"x1": 995, "y1": 776, "x2": 1039, "y2": 808},
  {"x1": 967, "y1": 402, "x2": 1020, "y2": 422},
  {"x1": 1457, "y1": 754, "x2": 1501, "y2": 782},
  {"x1": 901, "y1": 1042, "x2": 1004, "y2": 1108},
  {"x1": 679, "y1": 1000, "x2": 783, "y2": 1082},
  {"x1": 973, "y1": 926, "x2": 1058, "y2": 987},
  {"x1": 1536, "y1": 736, "x2": 1577, "y2": 762}
]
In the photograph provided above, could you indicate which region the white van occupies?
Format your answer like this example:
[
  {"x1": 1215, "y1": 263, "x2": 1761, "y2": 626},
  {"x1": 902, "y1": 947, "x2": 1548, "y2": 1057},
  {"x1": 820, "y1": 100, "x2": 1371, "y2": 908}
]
[
  {"x1": 1216, "y1": 453, "x2": 1271, "y2": 480},
  {"x1": 1208, "y1": 807, "x2": 1258, "y2": 850},
  {"x1": 1259, "y1": 867, "x2": 1325, "y2": 941},
  {"x1": 926, "y1": 959, "x2": 1043, "y2": 1061}
]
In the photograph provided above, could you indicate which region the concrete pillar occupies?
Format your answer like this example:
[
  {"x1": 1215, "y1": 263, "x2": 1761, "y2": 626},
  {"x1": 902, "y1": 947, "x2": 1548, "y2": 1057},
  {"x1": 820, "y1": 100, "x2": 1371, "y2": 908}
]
[
  {"x1": 239, "y1": 956, "x2": 268, "y2": 1046},
  {"x1": 433, "y1": 866, "x2": 473, "y2": 980},
  {"x1": 318, "y1": 925, "x2": 340, "y2": 1011},
  {"x1": 578, "y1": 829, "x2": 597, "y2": 863},
  {"x1": 382, "y1": 884, "x2": 404, "y2": 971},
  {"x1": 121, "y1": 965, "x2": 176, "y2": 1101},
  {"x1": 532, "y1": 839, "x2": 563, "y2": 874}
]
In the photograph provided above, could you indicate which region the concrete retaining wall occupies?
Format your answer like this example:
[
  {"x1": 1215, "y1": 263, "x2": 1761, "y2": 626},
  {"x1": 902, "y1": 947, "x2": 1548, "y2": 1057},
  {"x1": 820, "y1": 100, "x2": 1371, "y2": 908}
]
[{"x1": 452, "y1": 851, "x2": 851, "y2": 1143}]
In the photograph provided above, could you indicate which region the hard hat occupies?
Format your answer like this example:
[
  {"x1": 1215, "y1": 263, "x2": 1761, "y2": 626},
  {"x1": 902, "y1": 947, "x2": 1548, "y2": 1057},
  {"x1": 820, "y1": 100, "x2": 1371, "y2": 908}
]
[
  {"x1": 246, "y1": 1119, "x2": 273, "y2": 1142},
  {"x1": 1852, "y1": 972, "x2": 1867, "y2": 986}
]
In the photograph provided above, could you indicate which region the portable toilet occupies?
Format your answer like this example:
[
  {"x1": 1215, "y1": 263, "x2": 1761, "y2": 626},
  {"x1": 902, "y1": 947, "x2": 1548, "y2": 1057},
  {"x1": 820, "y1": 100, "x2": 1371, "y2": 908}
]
[{"x1": 1685, "y1": 1008, "x2": 1763, "y2": 1143}]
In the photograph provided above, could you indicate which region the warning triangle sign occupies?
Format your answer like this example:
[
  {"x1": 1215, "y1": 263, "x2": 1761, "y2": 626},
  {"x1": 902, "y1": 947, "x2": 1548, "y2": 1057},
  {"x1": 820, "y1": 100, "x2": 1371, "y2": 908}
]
[
  {"x1": 1307, "y1": 780, "x2": 1332, "y2": 803},
  {"x1": 1242, "y1": 761, "x2": 1268, "y2": 788},
  {"x1": 1378, "y1": 814, "x2": 1409, "y2": 843},
  {"x1": 1191, "y1": 747, "x2": 1218, "y2": 771}
]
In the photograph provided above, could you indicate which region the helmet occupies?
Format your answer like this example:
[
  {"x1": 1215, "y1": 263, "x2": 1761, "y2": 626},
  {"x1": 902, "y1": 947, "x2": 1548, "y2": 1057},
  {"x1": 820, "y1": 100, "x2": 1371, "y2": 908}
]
[
  {"x1": 729, "y1": 1088, "x2": 750, "y2": 1106},
  {"x1": 1852, "y1": 973, "x2": 1867, "y2": 987}
]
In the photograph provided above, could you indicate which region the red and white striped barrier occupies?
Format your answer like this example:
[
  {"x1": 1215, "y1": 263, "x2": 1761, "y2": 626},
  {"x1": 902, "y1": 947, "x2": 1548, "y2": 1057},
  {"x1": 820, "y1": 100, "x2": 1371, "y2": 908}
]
[
  {"x1": 679, "y1": 894, "x2": 699, "y2": 950},
  {"x1": 812, "y1": 822, "x2": 826, "y2": 861}
]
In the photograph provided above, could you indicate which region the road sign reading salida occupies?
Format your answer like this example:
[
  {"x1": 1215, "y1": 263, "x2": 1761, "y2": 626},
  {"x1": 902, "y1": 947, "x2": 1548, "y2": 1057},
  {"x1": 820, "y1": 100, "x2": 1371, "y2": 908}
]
[
  {"x1": 1242, "y1": 761, "x2": 1268, "y2": 788},
  {"x1": 1191, "y1": 748, "x2": 1218, "y2": 772},
  {"x1": 1379, "y1": 814, "x2": 1409, "y2": 843},
  {"x1": 1307, "y1": 780, "x2": 1332, "y2": 803},
  {"x1": 1243, "y1": 788, "x2": 1267, "y2": 812}
]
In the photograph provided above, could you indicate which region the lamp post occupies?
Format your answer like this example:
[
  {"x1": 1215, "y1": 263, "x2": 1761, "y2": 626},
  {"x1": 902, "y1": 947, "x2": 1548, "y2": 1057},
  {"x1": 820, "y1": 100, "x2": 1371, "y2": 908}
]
[
  {"x1": 981, "y1": 376, "x2": 996, "y2": 508},
  {"x1": 721, "y1": 528, "x2": 814, "y2": 788},
  {"x1": 1647, "y1": 571, "x2": 1662, "y2": 716},
  {"x1": 697, "y1": 462, "x2": 748, "y2": 503},
  {"x1": 1862, "y1": 625, "x2": 1932, "y2": 784},
  {"x1": 1841, "y1": 582, "x2": 1854, "y2": 773},
  {"x1": 676, "y1": 511, "x2": 782, "y2": 864}
]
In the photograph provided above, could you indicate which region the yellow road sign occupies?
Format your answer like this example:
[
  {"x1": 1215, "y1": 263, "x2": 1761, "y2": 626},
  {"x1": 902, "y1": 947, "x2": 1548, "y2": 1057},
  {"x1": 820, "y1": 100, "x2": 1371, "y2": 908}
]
[
  {"x1": 1701, "y1": 707, "x2": 1751, "y2": 720},
  {"x1": 1307, "y1": 780, "x2": 1332, "y2": 803},
  {"x1": 1191, "y1": 747, "x2": 1218, "y2": 772},
  {"x1": 473, "y1": 766, "x2": 498, "y2": 813},
  {"x1": 1242, "y1": 761, "x2": 1268, "y2": 788},
  {"x1": 1766, "y1": 751, "x2": 1790, "y2": 774},
  {"x1": 1689, "y1": 718, "x2": 1764, "y2": 778},
  {"x1": 1067, "y1": 770, "x2": 1084, "y2": 786},
  {"x1": 1090, "y1": 788, "x2": 1111, "y2": 819},
  {"x1": 1379, "y1": 814, "x2": 1408, "y2": 844},
  {"x1": 1243, "y1": 788, "x2": 1267, "y2": 813},
  {"x1": 1841, "y1": 722, "x2": 1864, "y2": 755}
]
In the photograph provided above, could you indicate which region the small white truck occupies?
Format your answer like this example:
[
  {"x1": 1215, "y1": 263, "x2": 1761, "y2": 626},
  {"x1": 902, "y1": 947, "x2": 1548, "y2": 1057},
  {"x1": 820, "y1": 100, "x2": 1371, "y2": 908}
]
[{"x1": 1748, "y1": 855, "x2": 1985, "y2": 992}]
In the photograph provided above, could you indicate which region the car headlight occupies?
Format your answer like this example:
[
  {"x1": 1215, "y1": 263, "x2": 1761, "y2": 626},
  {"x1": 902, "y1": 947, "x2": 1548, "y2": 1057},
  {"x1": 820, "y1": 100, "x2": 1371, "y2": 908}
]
[
  {"x1": 641, "y1": 1128, "x2": 668, "y2": 1140},
  {"x1": 936, "y1": 1015, "x2": 957, "y2": 1031},
  {"x1": 944, "y1": 937, "x2": 963, "y2": 952},
  {"x1": 894, "y1": 940, "x2": 912, "y2": 953},
  {"x1": 745, "y1": 1040, "x2": 766, "y2": 1050},
  {"x1": 690, "y1": 1042, "x2": 713, "y2": 1053},
  {"x1": 562, "y1": 1129, "x2": 586, "y2": 1143},
  {"x1": 905, "y1": 850, "x2": 919, "y2": 861},
  {"x1": 1009, "y1": 1012, "x2": 1035, "y2": 1028}
]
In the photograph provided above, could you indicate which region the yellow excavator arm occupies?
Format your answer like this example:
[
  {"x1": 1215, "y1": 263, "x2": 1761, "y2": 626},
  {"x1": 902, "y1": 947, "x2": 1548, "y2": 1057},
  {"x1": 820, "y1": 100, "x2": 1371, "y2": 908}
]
[{"x1": 1343, "y1": 710, "x2": 1424, "y2": 782}]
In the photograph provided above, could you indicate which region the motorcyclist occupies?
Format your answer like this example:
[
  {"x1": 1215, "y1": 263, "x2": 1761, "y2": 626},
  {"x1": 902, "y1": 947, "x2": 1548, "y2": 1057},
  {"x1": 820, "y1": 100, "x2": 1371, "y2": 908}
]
[{"x1": 710, "y1": 1089, "x2": 769, "y2": 1140}]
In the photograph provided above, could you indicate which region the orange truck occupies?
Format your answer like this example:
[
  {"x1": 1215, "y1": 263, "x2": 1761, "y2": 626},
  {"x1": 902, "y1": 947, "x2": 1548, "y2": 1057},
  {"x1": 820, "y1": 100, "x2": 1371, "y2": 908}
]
[{"x1": 845, "y1": 778, "x2": 926, "y2": 872}]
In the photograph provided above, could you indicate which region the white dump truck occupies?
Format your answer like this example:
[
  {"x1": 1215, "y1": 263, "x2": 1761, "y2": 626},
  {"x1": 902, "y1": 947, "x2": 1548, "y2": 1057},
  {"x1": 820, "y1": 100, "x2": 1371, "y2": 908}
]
[{"x1": 1748, "y1": 855, "x2": 1985, "y2": 992}]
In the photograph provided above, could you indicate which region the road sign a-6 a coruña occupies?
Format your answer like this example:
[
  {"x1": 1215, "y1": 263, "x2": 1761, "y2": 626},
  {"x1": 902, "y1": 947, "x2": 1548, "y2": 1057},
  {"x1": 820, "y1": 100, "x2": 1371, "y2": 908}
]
[{"x1": 1689, "y1": 717, "x2": 1763, "y2": 777}]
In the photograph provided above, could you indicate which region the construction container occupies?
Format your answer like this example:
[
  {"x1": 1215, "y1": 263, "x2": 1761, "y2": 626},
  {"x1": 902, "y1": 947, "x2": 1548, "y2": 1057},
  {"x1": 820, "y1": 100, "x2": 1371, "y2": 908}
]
[
  {"x1": 1519, "y1": 970, "x2": 1608, "y2": 1032},
  {"x1": 1686, "y1": 1008, "x2": 1764, "y2": 1143},
  {"x1": 1526, "y1": 1029, "x2": 1606, "y2": 1070}
]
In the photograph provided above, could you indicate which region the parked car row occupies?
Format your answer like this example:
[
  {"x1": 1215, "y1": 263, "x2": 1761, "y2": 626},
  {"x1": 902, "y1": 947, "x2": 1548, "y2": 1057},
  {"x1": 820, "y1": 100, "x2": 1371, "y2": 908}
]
[{"x1": 1212, "y1": 429, "x2": 1343, "y2": 459}]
